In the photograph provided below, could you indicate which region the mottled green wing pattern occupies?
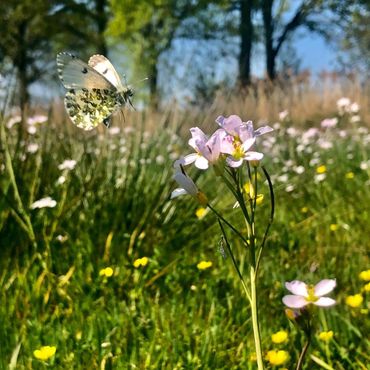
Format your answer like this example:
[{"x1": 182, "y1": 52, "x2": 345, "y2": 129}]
[{"x1": 65, "y1": 88, "x2": 119, "y2": 131}]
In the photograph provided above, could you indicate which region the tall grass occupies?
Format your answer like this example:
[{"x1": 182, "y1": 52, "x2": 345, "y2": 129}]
[{"x1": 0, "y1": 78, "x2": 369, "y2": 369}]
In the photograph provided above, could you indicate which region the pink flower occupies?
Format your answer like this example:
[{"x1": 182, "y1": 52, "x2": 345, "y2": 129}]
[
  {"x1": 183, "y1": 128, "x2": 225, "y2": 170},
  {"x1": 216, "y1": 115, "x2": 271, "y2": 167},
  {"x1": 282, "y1": 279, "x2": 336, "y2": 309},
  {"x1": 321, "y1": 118, "x2": 338, "y2": 129},
  {"x1": 216, "y1": 115, "x2": 273, "y2": 141}
]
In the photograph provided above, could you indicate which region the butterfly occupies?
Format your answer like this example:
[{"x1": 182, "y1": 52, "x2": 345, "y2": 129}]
[{"x1": 56, "y1": 52, "x2": 133, "y2": 130}]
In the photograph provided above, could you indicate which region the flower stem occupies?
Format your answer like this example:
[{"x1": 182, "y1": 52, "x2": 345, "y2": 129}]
[
  {"x1": 250, "y1": 266, "x2": 264, "y2": 369},
  {"x1": 296, "y1": 336, "x2": 311, "y2": 370},
  {"x1": 217, "y1": 219, "x2": 251, "y2": 301},
  {"x1": 207, "y1": 204, "x2": 249, "y2": 246},
  {"x1": 0, "y1": 118, "x2": 37, "y2": 249}
]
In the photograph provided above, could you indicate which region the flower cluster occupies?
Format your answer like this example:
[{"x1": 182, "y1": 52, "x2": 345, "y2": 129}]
[{"x1": 171, "y1": 115, "x2": 273, "y2": 201}]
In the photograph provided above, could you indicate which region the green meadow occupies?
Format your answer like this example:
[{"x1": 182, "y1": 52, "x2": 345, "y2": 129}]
[{"x1": 1, "y1": 94, "x2": 369, "y2": 369}]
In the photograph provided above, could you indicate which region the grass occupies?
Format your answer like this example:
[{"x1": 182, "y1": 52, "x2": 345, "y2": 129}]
[{"x1": 0, "y1": 84, "x2": 369, "y2": 369}]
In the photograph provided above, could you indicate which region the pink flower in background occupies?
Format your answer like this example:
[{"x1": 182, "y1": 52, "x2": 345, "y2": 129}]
[
  {"x1": 27, "y1": 115, "x2": 48, "y2": 125},
  {"x1": 321, "y1": 118, "x2": 338, "y2": 129},
  {"x1": 279, "y1": 110, "x2": 289, "y2": 121},
  {"x1": 283, "y1": 279, "x2": 336, "y2": 309}
]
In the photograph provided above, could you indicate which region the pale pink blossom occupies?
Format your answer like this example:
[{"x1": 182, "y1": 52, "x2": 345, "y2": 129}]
[
  {"x1": 321, "y1": 118, "x2": 338, "y2": 129},
  {"x1": 216, "y1": 115, "x2": 271, "y2": 167},
  {"x1": 184, "y1": 128, "x2": 226, "y2": 169},
  {"x1": 283, "y1": 279, "x2": 336, "y2": 308},
  {"x1": 27, "y1": 115, "x2": 48, "y2": 125}
]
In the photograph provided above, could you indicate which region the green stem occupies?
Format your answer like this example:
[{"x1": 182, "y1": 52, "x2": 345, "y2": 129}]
[
  {"x1": 0, "y1": 120, "x2": 37, "y2": 249},
  {"x1": 217, "y1": 219, "x2": 251, "y2": 301},
  {"x1": 207, "y1": 204, "x2": 249, "y2": 246},
  {"x1": 296, "y1": 336, "x2": 311, "y2": 370},
  {"x1": 256, "y1": 166, "x2": 275, "y2": 269},
  {"x1": 250, "y1": 266, "x2": 264, "y2": 369}
]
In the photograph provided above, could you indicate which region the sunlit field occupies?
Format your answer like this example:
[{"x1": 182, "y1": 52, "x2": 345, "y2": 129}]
[{"x1": 1, "y1": 80, "x2": 370, "y2": 369}]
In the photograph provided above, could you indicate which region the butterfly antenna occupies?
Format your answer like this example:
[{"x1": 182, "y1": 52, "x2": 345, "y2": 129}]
[{"x1": 131, "y1": 77, "x2": 149, "y2": 88}]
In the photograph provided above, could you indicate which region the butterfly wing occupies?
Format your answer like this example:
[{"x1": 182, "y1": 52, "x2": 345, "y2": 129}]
[
  {"x1": 57, "y1": 52, "x2": 115, "y2": 90},
  {"x1": 64, "y1": 88, "x2": 118, "y2": 130},
  {"x1": 88, "y1": 54, "x2": 124, "y2": 91}
]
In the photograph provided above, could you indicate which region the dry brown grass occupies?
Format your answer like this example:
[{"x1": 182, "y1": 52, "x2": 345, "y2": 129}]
[{"x1": 49, "y1": 72, "x2": 369, "y2": 136}]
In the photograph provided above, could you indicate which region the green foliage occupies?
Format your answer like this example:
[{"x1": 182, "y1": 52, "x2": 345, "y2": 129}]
[{"x1": 0, "y1": 103, "x2": 369, "y2": 368}]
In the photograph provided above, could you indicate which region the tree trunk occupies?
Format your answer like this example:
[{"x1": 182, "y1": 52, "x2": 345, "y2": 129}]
[
  {"x1": 149, "y1": 60, "x2": 158, "y2": 110},
  {"x1": 95, "y1": 0, "x2": 108, "y2": 55},
  {"x1": 239, "y1": 0, "x2": 253, "y2": 87},
  {"x1": 262, "y1": 0, "x2": 276, "y2": 80},
  {"x1": 17, "y1": 20, "x2": 29, "y2": 123}
]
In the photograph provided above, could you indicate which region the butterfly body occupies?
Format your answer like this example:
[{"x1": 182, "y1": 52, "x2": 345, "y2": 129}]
[{"x1": 57, "y1": 52, "x2": 133, "y2": 130}]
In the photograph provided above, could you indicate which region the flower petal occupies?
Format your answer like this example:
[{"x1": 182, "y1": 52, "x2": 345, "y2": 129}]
[
  {"x1": 183, "y1": 153, "x2": 198, "y2": 166},
  {"x1": 170, "y1": 188, "x2": 187, "y2": 199},
  {"x1": 173, "y1": 157, "x2": 186, "y2": 169},
  {"x1": 241, "y1": 138, "x2": 256, "y2": 152},
  {"x1": 314, "y1": 297, "x2": 336, "y2": 307},
  {"x1": 173, "y1": 172, "x2": 198, "y2": 196},
  {"x1": 254, "y1": 126, "x2": 274, "y2": 136},
  {"x1": 226, "y1": 157, "x2": 243, "y2": 168},
  {"x1": 194, "y1": 156, "x2": 209, "y2": 170},
  {"x1": 282, "y1": 295, "x2": 308, "y2": 308},
  {"x1": 244, "y1": 151, "x2": 264, "y2": 161},
  {"x1": 314, "y1": 279, "x2": 336, "y2": 297},
  {"x1": 285, "y1": 281, "x2": 308, "y2": 297}
]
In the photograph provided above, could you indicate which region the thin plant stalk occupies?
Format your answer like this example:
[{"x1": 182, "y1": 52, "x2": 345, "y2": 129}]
[
  {"x1": 218, "y1": 219, "x2": 251, "y2": 301},
  {"x1": 0, "y1": 81, "x2": 37, "y2": 250},
  {"x1": 296, "y1": 336, "x2": 311, "y2": 370}
]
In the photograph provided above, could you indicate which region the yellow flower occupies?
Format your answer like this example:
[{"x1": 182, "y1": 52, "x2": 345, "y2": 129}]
[
  {"x1": 318, "y1": 331, "x2": 334, "y2": 342},
  {"x1": 359, "y1": 269, "x2": 370, "y2": 281},
  {"x1": 266, "y1": 350, "x2": 289, "y2": 366},
  {"x1": 363, "y1": 282, "x2": 370, "y2": 292},
  {"x1": 33, "y1": 346, "x2": 56, "y2": 361},
  {"x1": 249, "y1": 352, "x2": 257, "y2": 362},
  {"x1": 301, "y1": 207, "x2": 308, "y2": 213},
  {"x1": 329, "y1": 224, "x2": 339, "y2": 231},
  {"x1": 99, "y1": 267, "x2": 114, "y2": 277},
  {"x1": 345, "y1": 172, "x2": 354, "y2": 179},
  {"x1": 345, "y1": 294, "x2": 363, "y2": 308},
  {"x1": 256, "y1": 194, "x2": 264, "y2": 205},
  {"x1": 195, "y1": 207, "x2": 208, "y2": 219},
  {"x1": 244, "y1": 182, "x2": 255, "y2": 198},
  {"x1": 197, "y1": 261, "x2": 212, "y2": 270},
  {"x1": 133, "y1": 257, "x2": 149, "y2": 268},
  {"x1": 243, "y1": 182, "x2": 264, "y2": 205},
  {"x1": 271, "y1": 330, "x2": 288, "y2": 344},
  {"x1": 316, "y1": 165, "x2": 327, "y2": 174}
]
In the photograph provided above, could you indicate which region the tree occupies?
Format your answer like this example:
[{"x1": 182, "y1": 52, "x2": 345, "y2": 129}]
[
  {"x1": 53, "y1": 0, "x2": 111, "y2": 56},
  {"x1": 238, "y1": 0, "x2": 255, "y2": 87},
  {"x1": 341, "y1": 1, "x2": 370, "y2": 74},
  {"x1": 0, "y1": 0, "x2": 59, "y2": 117},
  {"x1": 108, "y1": 0, "x2": 227, "y2": 108},
  {"x1": 260, "y1": 0, "x2": 334, "y2": 80}
]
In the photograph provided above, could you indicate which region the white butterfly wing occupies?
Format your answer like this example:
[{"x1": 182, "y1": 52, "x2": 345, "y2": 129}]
[
  {"x1": 57, "y1": 52, "x2": 114, "y2": 90},
  {"x1": 88, "y1": 54, "x2": 124, "y2": 91}
]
